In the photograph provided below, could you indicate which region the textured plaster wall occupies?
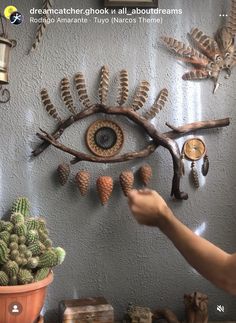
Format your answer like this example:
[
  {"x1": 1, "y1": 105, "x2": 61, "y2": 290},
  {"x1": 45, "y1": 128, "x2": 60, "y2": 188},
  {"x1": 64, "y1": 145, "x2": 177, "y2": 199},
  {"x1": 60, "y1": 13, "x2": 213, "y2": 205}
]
[{"x1": 0, "y1": 0, "x2": 235, "y2": 321}]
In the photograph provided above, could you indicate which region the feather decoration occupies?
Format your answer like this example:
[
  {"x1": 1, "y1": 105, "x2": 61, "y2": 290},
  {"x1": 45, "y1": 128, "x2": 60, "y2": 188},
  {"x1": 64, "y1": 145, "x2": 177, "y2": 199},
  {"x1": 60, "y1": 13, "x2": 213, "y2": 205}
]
[
  {"x1": 190, "y1": 27, "x2": 222, "y2": 61},
  {"x1": 99, "y1": 65, "x2": 110, "y2": 105},
  {"x1": 117, "y1": 69, "x2": 129, "y2": 106},
  {"x1": 74, "y1": 73, "x2": 94, "y2": 110},
  {"x1": 40, "y1": 88, "x2": 61, "y2": 122},
  {"x1": 144, "y1": 88, "x2": 168, "y2": 120},
  {"x1": 191, "y1": 161, "x2": 200, "y2": 188},
  {"x1": 202, "y1": 154, "x2": 209, "y2": 176},
  {"x1": 60, "y1": 77, "x2": 77, "y2": 115},
  {"x1": 182, "y1": 69, "x2": 209, "y2": 80},
  {"x1": 227, "y1": 0, "x2": 236, "y2": 36},
  {"x1": 215, "y1": 26, "x2": 234, "y2": 53},
  {"x1": 161, "y1": 36, "x2": 209, "y2": 65},
  {"x1": 131, "y1": 81, "x2": 150, "y2": 111},
  {"x1": 29, "y1": 0, "x2": 53, "y2": 53}
]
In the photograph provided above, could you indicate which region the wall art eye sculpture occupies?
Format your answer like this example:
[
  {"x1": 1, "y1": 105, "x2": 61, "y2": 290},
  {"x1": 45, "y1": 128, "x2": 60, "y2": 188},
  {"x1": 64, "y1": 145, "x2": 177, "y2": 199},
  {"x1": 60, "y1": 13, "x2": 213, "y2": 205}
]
[
  {"x1": 161, "y1": 0, "x2": 236, "y2": 93},
  {"x1": 32, "y1": 66, "x2": 230, "y2": 201}
]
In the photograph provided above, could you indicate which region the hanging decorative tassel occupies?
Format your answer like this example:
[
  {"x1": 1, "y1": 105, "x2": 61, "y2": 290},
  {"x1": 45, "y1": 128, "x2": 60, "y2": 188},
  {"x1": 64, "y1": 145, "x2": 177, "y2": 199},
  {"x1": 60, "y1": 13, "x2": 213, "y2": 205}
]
[
  {"x1": 119, "y1": 170, "x2": 134, "y2": 196},
  {"x1": 202, "y1": 154, "x2": 209, "y2": 176},
  {"x1": 75, "y1": 171, "x2": 90, "y2": 196},
  {"x1": 96, "y1": 176, "x2": 113, "y2": 205},
  {"x1": 191, "y1": 161, "x2": 200, "y2": 188},
  {"x1": 57, "y1": 163, "x2": 70, "y2": 186},
  {"x1": 139, "y1": 164, "x2": 153, "y2": 186}
]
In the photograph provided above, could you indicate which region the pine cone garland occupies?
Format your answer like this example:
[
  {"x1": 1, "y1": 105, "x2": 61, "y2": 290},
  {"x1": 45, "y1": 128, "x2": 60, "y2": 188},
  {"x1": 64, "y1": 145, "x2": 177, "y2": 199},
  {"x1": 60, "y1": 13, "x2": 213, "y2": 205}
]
[
  {"x1": 96, "y1": 176, "x2": 113, "y2": 205},
  {"x1": 75, "y1": 171, "x2": 90, "y2": 196},
  {"x1": 57, "y1": 163, "x2": 70, "y2": 186},
  {"x1": 119, "y1": 170, "x2": 134, "y2": 196},
  {"x1": 139, "y1": 164, "x2": 153, "y2": 186}
]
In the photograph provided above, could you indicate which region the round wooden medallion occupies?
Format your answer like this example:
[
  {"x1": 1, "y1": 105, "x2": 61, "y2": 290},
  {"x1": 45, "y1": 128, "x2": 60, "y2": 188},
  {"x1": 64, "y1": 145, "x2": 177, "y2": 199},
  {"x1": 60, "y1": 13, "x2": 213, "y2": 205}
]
[
  {"x1": 183, "y1": 138, "x2": 206, "y2": 161},
  {"x1": 86, "y1": 120, "x2": 124, "y2": 157}
]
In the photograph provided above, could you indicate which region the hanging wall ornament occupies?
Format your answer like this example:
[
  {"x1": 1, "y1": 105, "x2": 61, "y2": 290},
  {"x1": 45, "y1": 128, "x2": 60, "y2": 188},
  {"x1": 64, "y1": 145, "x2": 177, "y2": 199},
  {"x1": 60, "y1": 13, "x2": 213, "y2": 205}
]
[
  {"x1": 86, "y1": 119, "x2": 124, "y2": 157},
  {"x1": 29, "y1": 0, "x2": 53, "y2": 53},
  {"x1": 182, "y1": 138, "x2": 207, "y2": 189},
  {"x1": 161, "y1": 0, "x2": 236, "y2": 93},
  {"x1": 75, "y1": 170, "x2": 90, "y2": 196},
  {"x1": 119, "y1": 170, "x2": 134, "y2": 196},
  {"x1": 57, "y1": 163, "x2": 70, "y2": 186},
  {"x1": 139, "y1": 164, "x2": 153, "y2": 186},
  {"x1": 96, "y1": 176, "x2": 113, "y2": 205},
  {"x1": 32, "y1": 66, "x2": 230, "y2": 201}
]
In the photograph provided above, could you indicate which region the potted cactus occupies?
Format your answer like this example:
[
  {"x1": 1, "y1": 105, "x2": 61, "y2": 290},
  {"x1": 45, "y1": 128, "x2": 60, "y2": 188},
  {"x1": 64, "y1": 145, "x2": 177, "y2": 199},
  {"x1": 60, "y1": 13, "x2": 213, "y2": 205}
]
[{"x1": 0, "y1": 197, "x2": 65, "y2": 322}]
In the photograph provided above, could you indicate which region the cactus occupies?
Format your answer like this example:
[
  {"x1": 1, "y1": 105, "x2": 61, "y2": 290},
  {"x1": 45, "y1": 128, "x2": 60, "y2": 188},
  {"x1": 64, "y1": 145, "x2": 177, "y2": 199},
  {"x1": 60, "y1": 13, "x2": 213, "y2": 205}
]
[
  {"x1": 0, "y1": 197, "x2": 65, "y2": 285},
  {"x1": 3, "y1": 260, "x2": 19, "y2": 277},
  {"x1": 14, "y1": 223, "x2": 27, "y2": 236},
  {"x1": 34, "y1": 267, "x2": 50, "y2": 282},
  {"x1": 0, "y1": 240, "x2": 8, "y2": 264},
  {"x1": 0, "y1": 231, "x2": 10, "y2": 244},
  {"x1": 0, "y1": 270, "x2": 9, "y2": 286},
  {"x1": 12, "y1": 197, "x2": 30, "y2": 218},
  {"x1": 11, "y1": 212, "x2": 24, "y2": 224},
  {"x1": 17, "y1": 269, "x2": 33, "y2": 285}
]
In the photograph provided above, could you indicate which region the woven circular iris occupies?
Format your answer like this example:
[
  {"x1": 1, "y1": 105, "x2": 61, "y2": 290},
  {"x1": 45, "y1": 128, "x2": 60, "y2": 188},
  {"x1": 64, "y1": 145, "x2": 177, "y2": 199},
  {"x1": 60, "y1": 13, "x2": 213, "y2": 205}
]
[{"x1": 86, "y1": 120, "x2": 124, "y2": 157}]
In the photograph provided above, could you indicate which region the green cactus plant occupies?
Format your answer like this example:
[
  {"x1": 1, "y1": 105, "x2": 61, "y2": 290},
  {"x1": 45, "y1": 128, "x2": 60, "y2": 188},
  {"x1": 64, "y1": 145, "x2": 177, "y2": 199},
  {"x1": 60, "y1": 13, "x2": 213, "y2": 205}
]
[
  {"x1": 0, "y1": 197, "x2": 65, "y2": 285},
  {"x1": 12, "y1": 197, "x2": 30, "y2": 218},
  {"x1": 0, "y1": 270, "x2": 9, "y2": 286}
]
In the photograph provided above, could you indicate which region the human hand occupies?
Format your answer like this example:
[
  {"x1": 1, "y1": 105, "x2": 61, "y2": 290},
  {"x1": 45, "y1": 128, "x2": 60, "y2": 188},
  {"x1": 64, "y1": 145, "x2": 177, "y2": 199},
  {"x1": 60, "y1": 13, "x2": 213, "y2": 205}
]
[{"x1": 127, "y1": 189, "x2": 173, "y2": 227}]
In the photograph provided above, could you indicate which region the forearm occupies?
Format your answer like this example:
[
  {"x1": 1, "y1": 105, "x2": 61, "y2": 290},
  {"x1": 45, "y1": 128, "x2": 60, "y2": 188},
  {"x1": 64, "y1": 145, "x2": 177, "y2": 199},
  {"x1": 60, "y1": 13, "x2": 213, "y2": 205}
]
[{"x1": 160, "y1": 208, "x2": 235, "y2": 293}]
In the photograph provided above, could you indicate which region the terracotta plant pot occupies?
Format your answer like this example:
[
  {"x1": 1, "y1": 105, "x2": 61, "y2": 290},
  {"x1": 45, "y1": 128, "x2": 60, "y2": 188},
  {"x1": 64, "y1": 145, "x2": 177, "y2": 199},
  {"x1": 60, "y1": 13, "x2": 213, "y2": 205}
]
[{"x1": 0, "y1": 272, "x2": 53, "y2": 323}]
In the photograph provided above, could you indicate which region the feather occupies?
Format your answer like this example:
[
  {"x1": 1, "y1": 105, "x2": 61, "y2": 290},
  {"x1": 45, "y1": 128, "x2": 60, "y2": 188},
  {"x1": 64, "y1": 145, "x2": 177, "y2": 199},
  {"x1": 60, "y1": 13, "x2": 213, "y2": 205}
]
[
  {"x1": 131, "y1": 81, "x2": 150, "y2": 111},
  {"x1": 215, "y1": 26, "x2": 234, "y2": 53},
  {"x1": 190, "y1": 27, "x2": 222, "y2": 61},
  {"x1": 227, "y1": 0, "x2": 236, "y2": 36},
  {"x1": 40, "y1": 88, "x2": 61, "y2": 122},
  {"x1": 99, "y1": 65, "x2": 109, "y2": 105},
  {"x1": 29, "y1": 0, "x2": 53, "y2": 53},
  {"x1": 161, "y1": 36, "x2": 209, "y2": 65},
  {"x1": 74, "y1": 72, "x2": 94, "y2": 110},
  {"x1": 144, "y1": 88, "x2": 168, "y2": 120},
  {"x1": 191, "y1": 161, "x2": 200, "y2": 188},
  {"x1": 117, "y1": 69, "x2": 129, "y2": 106},
  {"x1": 60, "y1": 77, "x2": 76, "y2": 115},
  {"x1": 202, "y1": 154, "x2": 209, "y2": 176},
  {"x1": 182, "y1": 69, "x2": 209, "y2": 80}
]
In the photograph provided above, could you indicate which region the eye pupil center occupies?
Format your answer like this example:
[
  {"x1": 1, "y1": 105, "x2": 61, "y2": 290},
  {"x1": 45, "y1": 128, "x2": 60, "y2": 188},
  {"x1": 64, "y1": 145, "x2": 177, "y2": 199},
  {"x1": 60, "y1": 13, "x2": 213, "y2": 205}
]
[{"x1": 94, "y1": 127, "x2": 117, "y2": 149}]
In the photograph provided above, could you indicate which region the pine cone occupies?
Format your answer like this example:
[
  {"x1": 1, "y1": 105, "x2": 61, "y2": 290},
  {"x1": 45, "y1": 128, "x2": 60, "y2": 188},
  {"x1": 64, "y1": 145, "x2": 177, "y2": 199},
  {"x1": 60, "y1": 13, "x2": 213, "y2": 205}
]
[
  {"x1": 57, "y1": 163, "x2": 70, "y2": 185},
  {"x1": 96, "y1": 176, "x2": 113, "y2": 205},
  {"x1": 119, "y1": 170, "x2": 134, "y2": 196},
  {"x1": 75, "y1": 171, "x2": 90, "y2": 196},
  {"x1": 139, "y1": 164, "x2": 152, "y2": 186}
]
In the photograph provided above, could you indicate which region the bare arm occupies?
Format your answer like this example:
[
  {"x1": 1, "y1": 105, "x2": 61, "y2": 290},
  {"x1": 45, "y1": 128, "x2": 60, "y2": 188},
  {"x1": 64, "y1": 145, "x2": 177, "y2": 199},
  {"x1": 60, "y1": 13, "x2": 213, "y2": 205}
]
[{"x1": 127, "y1": 189, "x2": 236, "y2": 295}]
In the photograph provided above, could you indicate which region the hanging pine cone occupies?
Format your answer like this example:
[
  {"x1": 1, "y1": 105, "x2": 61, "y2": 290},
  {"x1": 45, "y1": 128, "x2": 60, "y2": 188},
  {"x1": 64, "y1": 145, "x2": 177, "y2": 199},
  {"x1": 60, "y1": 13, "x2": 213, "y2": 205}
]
[
  {"x1": 75, "y1": 171, "x2": 90, "y2": 196},
  {"x1": 57, "y1": 163, "x2": 70, "y2": 186},
  {"x1": 96, "y1": 176, "x2": 113, "y2": 205},
  {"x1": 139, "y1": 164, "x2": 153, "y2": 186},
  {"x1": 119, "y1": 170, "x2": 134, "y2": 196},
  {"x1": 191, "y1": 161, "x2": 199, "y2": 188}
]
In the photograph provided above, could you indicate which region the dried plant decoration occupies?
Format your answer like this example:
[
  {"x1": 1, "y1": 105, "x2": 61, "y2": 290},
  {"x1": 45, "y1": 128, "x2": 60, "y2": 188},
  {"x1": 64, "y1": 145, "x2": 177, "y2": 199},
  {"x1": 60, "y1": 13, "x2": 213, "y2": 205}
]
[
  {"x1": 99, "y1": 65, "x2": 110, "y2": 105},
  {"x1": 75, "y1": 171, "x2": 90, "y2": 196},
  {"x1": 97, "y1": 176, "x2": 113, "y2": 205},
  {"x1": 161, "y1": 0, "x2": 236, "y2": 93},
  {"x1": 74, "y1": 72, "x2": 94, "y2": 110},
  {"x1": 139, "y1": 164, "x2": 153, "y2": 186},
  {"x1": 202, "y1": 154, "x2": 209, "y2": 176},
  {"x1": 29, "y1": 0, "x2": 53, "y2": 53},
  {"x1": 32, "y1": 66, "x2": 230, "y2": 200},
  {"x1": 117, "y1": 69, "x2": 129, "y2": 106},
  {"x1": 144, "y1": 88, "x2": 168, "y2": 120},
  {"x1": 120, "y1": 170, "x2": 134, "y2": 196},
  {"x1": 57, "y1": 163, "x2": 70, "y2": 186},
  {"x1": 131, "y1": 80, "x2": 150, "y2": 111},
  {"x1": 60, "y1": 78, "x2": 77, "y2": 115},
  {"x1": 40, "y1": 89, "x2": 61, "y2": 122}
]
